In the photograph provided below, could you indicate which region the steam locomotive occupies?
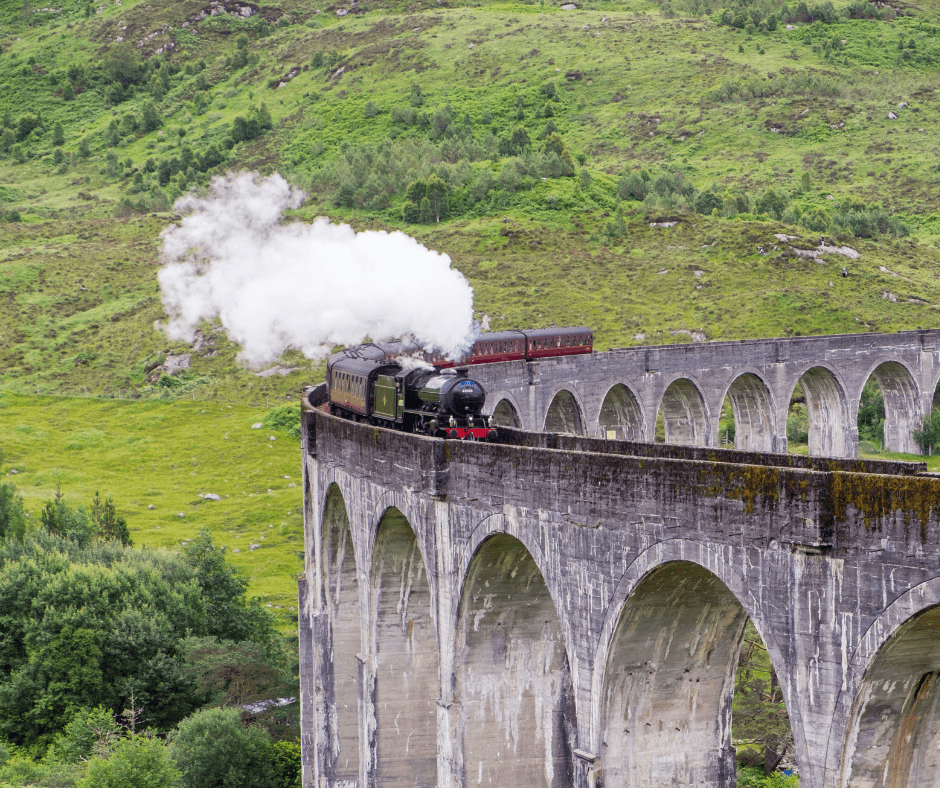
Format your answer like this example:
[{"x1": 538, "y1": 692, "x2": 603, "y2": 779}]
[
  {"x1": 327, "y1": 356, "x2": 495, "y2": 440},
  {"x1": 325, "y1": 327, "x2": 592, "y2": 440}
]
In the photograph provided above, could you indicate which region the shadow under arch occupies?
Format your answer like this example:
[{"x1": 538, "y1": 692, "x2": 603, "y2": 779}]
[
  {"x1": 320, "y1": 482, "x2": 361, "y2": 784},
  {"x1": 491, "y1": 397, "x2": 523, "y2": 429},
  {"x1": 830, "y1": 578, "x2": 940, "y2": 787},
  {"x1": 721, "y1": 371, "x2": 776, "y2": 452},
  {"x1": 658, "y1": 376, "x2": 710, "y2": 446},
  {"x1": 790, "y1": 365, "x2": 854, "y2": 457},
  {"x1": 590, "y1": 541, "x2": 804, "y2": 788},
  {"x1": 544, "y1": 388, "x2": 585, "y2": 435},
  {"x1": 598, "y1": 382, "x2": 645, "y2": 441},
  {"x1": 862, "y1": 358, "x2": 922, "y2": 454},
  {"x1": 369, "y1": 506, "x2": 439, "y2": 787},
  {"x1": 455, "y1": 529, "x2": 577, "y2": 787}
]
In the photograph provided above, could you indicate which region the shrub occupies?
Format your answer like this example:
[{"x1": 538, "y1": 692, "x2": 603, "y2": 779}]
[
  {"x1": 263, "y1": 405, "x2": 301, "y2": 439},
  {"x1": 79, "y1": 735, "x2": 179, "y2": 788},
  {"x1": 169, "y1": 708, "x2": 277, "y2": 788}
]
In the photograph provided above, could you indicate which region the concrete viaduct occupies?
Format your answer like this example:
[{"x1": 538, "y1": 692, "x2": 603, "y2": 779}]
[
  {"x1": 298, "y1": 330, "x2": 940, "y2": 788},
  {"x1": 469, "y1": 328, "x2": 940, "y2": 456}
]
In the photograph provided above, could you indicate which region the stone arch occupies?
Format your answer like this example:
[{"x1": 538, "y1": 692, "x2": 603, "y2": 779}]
[
  {"x1": 862, "y1": 359, "x2": 922, "y2": 454},
  {"x1": 369, "y1": 507, "x2": 439, "y2": 787},
  {"x1": 657, "y1": 376, "x2": 710, "y2": 446},
  {"x1": 454, "y1": 531, "x2": 577, "y2": 787},
  {"x1": 320, "y1": 482, "x2": 362, "y2": 784},
  {"x1": 790, "y1": 365, "x2": 854, "y2": 457},
  {"x1": 544, "y1": 388, "x2": 585, "y2": 435},
  {"x1": 597, "y1": 382, "x2": 645, "y2": 441},
  {"x1": 491, "y1": 397, "x2": 523, "y2": 429},
  {"x1": 720, "y1": 371, "x2": 776, "y2": 452},
  {"x1": 590, "y1": 541, "x2": 805, "y2": 787},
  {"x1": 827, "y1": 577, "x2": 940, "y2": 787}
]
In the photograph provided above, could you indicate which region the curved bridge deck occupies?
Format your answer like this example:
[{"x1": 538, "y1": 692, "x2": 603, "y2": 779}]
[{"x1": 299, "y1": 408, "x2": 940, "y2": 788}]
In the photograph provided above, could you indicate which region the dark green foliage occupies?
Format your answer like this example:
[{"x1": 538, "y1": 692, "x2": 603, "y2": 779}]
[
  {"x1": 0, "y1": 480, "x2": 26, "y2": 542},
  {"x1": 270, "y1": 741, "x2": 301, "y2": 788},
  {"x1": 181, "y1": 636, "x2": 296, "y2": 712},
  {"x1": 755, "y1": 188, "x2": 787, "y2": 220},
  {"x1": 262, "y1": 405, "x2": 301, "y2": 439},
  {"x1": 16, "y1": 114, "x2": 42, "y2": 141},
  {"x1": 231, "y1": 104, "x2": 272, "y2": 144},
  {"x1": 80, "y1": 734, "x2": 181, "y2": 788},
  {"x1": 733, "y1": 621, "x2": 794, "y2": 775},
  {"x1": 52, "y1": 121, "x2": 65, "y2": 146},
  {"x1": 90, "y1": 491, "x2": 132, "y2": 546},
  {"x1": 694, "y1": 189, "x2": 723, "y2": 215},
  {"x1": 182, "y1": 528, "x2": 276, "y2": 644},
  {"x1": 102, "y1": 45, "x2": 144, "y2": 89},
  {"x1": 141, "y1": 103, "x2": 162, "y2": 133},
  {"x1": 168, "y1": 707, "x2": 278, "y2": 788},
  {"x1": 52, "y1": 706, "x2": 121, "y2": 763},
  {"x1": 499, "y1": 126, "x2": 530, "y2": 156},
  {"x1": 736, "y1": 765, "x2": 799, "y2": 787},
  {"x1": 857, "y1": 381, "x2": 885, "y2": 445},
  {"x1": 0, "y1": 532, "x2": 205, "y2": 747},
  {"x1": 913, "y1": 408, "x2": 940, "y2": 454},
  {"x1": 402, "y1": 174, "x2": 450, "y2": 223}
]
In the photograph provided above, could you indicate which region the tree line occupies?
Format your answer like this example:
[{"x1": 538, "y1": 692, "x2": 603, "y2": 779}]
[{"x1": 0, "y1": 467, "x2": 300, "y2": 787}]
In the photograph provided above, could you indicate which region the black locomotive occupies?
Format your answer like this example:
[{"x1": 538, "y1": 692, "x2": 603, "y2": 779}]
[{"x1": 327, "y1": 353, "x2": 496, "y2": 440}]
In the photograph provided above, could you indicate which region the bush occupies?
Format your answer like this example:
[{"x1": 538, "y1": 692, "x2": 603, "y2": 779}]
[
  {"x1": 262, "y1": 405, "x2": 301, "y2": 439},
  {"x1": 737, "y1": 765, "x2": 799, "y2": 787},
  {"x1": 79, "y1": 735, "x2": 179, "y2": 788},
  {"x1": 169, "y1": 708, "x2": 277, "y2": 788}
]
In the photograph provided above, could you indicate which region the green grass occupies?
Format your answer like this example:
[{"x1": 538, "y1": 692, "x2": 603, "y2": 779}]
[
  {"x1": 0, "y1": 393, "x2": 304, "y2": 625},
  {"x1": 1, "y1": 0, "x2": 940, "y2": 643}
]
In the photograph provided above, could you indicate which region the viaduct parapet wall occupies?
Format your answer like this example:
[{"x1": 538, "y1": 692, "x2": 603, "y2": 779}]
[
  {"x1": 469, "y1": 328, "x2": 940, "y2": 456},
  {"x1": 299, "y1": 409, "x2": 940, "y2": 788}
]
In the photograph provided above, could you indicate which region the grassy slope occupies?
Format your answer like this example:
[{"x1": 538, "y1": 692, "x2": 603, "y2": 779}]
[
  {"x1": 2, "y1": 0, "x2": 940, "y2": 606},
  {"x1": 0, "y1": 392, "x2": 304, "y2": 621}
]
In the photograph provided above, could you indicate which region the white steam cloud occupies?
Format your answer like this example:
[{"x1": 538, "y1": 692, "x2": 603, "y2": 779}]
[{"x1": 157, "y1": 172, "x2": 476, "y2": 366}]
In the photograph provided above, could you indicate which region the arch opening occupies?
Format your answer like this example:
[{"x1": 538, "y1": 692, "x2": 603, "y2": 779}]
[
  {"x1": 656, "y1": 379, "x2": 708, "y2": 446},
  {"x1": 724, "y1": 373, "x2": 774, "y2": 453},
  {"x1": 456, "y1": 534, "x2": 575, "y2": 787},
  {"x1": 600, "y1": 562, "x2": 794, "y2": 787},
  {"x1": 839, "y1": 604, "x2": 940, "y2": 787},
  {"x1": 370, "y1": 508, "x2": 438, "y2": 787},
  {"x1": 321, "y1": 485, "x2": 361, "y2": 783},
  {"x1": 544, "y1": 389, "x2": 583, "y2": 435},
  {"x1": 598, "y1": 384, "x2": 644, "y2": 441},
  {"x1": 861, "y1": 362, "x2": 920, "y2": 455},
  {"x1": 491, "y1": 398, "x2": 522, "y2": 429},
  {"x1": 787, "y1": 367, "x2": 852, "y2": 457}
]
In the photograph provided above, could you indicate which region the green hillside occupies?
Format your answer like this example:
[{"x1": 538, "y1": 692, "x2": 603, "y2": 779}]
[
  {"x1": 2, "y1": 0, "x2": 940, "y2": 610},
  {"x1": 1, "y1": 0, "x2": 940, "y2": 401}
]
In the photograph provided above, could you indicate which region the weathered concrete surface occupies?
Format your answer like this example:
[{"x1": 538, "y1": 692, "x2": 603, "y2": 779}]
[
  {"x1": 299, "y1": 409, "x2": 940, "y2": 788},
  {"x1": 471, "y1": 329, "x2": 940, "y2": 457}
]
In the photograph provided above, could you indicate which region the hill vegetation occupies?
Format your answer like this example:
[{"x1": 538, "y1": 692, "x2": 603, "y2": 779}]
[
  {"x1": 4, "y1": 0, "x2": 940, "y2": 782},
  {"x1": 1, "y1": 0, "x2": 940, "y2": 400}
]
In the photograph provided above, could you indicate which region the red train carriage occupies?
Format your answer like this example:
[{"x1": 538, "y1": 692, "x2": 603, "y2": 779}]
[{"x1": 422, "y1": 327, "x2": 592, "y2": 367}]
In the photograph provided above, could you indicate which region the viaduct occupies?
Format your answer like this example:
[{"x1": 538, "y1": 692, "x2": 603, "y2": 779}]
[{"x1": 298, "y1": 329, "x2": 940, "y2": 788}]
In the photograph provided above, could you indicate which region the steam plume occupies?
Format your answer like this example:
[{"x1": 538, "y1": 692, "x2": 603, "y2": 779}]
[{"x1": 157, "y1": 172, "x2": 476, "y2": 366}]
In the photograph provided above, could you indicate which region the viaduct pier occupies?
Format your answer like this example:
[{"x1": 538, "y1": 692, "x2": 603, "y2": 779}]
[{"x1": 298, "y1": 330, "x2": 940, "y2": 788}]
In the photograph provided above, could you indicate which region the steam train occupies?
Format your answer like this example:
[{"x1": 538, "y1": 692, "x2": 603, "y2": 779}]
[
  {"x1": 325, "y1": 327, "x2": 592, "y2": 440},
  {"x1": 327, "y1": 357, "x2": 495, "y2": 439}
]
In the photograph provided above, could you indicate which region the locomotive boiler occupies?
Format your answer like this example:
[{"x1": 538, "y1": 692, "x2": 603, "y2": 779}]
[{"x1": 327, "y1": 355, "x2": 496, "y2": 440}]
